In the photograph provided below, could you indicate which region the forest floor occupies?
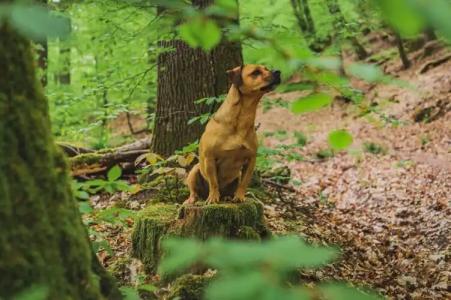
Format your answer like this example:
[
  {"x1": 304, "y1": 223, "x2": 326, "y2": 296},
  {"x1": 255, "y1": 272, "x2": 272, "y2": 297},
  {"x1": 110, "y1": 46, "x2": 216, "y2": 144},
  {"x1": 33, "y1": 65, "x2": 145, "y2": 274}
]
[
  {"x1": 90, "y1": 37, "x2": 450, "y2": 300},
  {"x1": 257, "y1": 39, "x2": 450, "y2": 299}
]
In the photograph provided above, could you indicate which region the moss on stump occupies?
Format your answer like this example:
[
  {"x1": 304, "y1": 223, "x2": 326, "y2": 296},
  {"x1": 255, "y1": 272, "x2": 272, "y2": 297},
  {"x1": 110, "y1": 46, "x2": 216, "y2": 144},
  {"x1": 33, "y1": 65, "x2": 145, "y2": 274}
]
[{"x1": 131, "y1": 200, "x2": 271, "y2": 274}]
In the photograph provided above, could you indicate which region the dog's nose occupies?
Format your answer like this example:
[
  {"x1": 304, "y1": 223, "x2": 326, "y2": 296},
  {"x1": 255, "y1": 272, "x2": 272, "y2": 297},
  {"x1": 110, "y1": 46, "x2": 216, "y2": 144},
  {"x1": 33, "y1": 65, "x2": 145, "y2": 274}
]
[{"x1": 272, "y1": 70, "x2": 281, "y2": 83}]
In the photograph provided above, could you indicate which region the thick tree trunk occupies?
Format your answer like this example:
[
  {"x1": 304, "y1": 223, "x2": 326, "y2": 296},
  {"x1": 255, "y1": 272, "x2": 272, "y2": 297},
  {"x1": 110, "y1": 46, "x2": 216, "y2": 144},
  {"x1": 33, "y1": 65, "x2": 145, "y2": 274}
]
[
  {"x1": 151, "y1": 0, "x2": 243, "y2": 157},
  {"x1": 0, "y1": 21, "x2": 120, "y2": 300}
]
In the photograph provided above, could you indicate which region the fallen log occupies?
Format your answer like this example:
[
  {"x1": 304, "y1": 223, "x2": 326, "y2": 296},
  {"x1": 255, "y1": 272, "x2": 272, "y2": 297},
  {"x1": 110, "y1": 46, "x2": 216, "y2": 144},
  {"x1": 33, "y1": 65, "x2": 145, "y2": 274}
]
[
  {"x1": 57, "y1": 142, "x2": 94, "y2": 157},
  {"x1": 69, "y1": 138, "x2": 151, "y2": 177}
]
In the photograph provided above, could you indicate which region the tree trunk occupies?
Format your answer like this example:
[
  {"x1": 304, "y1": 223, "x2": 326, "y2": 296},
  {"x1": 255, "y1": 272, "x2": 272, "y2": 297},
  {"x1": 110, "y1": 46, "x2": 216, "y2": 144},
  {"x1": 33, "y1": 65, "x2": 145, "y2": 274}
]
[
  {"x1": 301, "y1": 0, "x2": 315, "y2": 35},
  {"x1": 36, "y1": 40, "x2": 48, "y2": 87},
  {"x1": 394, "y1": 32, "x2": 411, "y2": 69},
  {"x1": 36, "y1": 0, "x2": 48, "y2": 87},
  {"x1": 151, "y1": 0, "x2": 243, "y2": 157},
  {"x1": 0, "y1": 21, "x2": 120, "y2": 300},
  {"x1": 291, "y1": 0, "x2": 308, "y2": 33},
  {"x1": 57, "y1": 18, "x2": 71, "y2": 85},
  {"x1": 326, "y1": 0, "x2": 368, "y2": 60}
]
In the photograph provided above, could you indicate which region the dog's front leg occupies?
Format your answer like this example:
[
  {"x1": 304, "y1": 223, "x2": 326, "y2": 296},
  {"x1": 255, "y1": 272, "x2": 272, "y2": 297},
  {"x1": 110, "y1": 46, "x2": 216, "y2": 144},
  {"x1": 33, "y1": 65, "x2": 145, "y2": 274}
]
[
  {"x1": 234, "y1": 157, "x2": 256, "y2": 202},
  {"x1": 203, "y1": 156, "x2": 220, "y2": 204}
]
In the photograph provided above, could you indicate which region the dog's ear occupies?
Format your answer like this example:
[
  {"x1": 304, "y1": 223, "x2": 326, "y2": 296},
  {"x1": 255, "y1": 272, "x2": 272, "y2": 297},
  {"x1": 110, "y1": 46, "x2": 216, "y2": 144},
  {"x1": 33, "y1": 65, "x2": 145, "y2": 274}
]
[{"x1": 226, "y1": 66, "x2": 243, "y2": 87}]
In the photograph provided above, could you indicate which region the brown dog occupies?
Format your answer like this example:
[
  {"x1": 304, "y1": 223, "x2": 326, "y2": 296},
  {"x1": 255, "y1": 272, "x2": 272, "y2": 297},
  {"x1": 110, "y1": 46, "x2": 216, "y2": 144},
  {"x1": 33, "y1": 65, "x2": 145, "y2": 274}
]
[{"x1": 184, "y1": 64, "x2": 281, "y2": 205}]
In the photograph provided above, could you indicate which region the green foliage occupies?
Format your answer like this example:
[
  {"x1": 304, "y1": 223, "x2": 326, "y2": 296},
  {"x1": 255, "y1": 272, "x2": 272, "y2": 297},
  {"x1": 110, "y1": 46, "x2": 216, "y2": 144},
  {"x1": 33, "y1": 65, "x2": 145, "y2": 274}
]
[
  {"x1": 96, "y1": 207, "x2": 136, "y2": 226},
  {"x1": 160, "y1": 236, "x2": 382, "y2": 300},
  {"x1": 376, "y1": 0, "x2": 451, "y2": 40},
  {"x1": 291, "y1": 93, "x2": 333, "y2": 114},
  {"x1": 293, "y1": 131, "x2": 308, "y2": 147},
  {"x1": 81, "y1": 165, "x2": 132, "y2": 195},
  {"x1": 328, "y1": 130, "x2": 353, "y2": 151},
  {"x1": 316, "y1": 148, "x2": 335, "y2": 160},
  {"x1": 46, "y1": 1, "x2": 155, "y2": 147},
  {"x1": 189, "y1": 96, "x2": 225, "y2": 125},
  {"x1": 136, "y1": 151, "x2": 194, "y2": 203},
  {"x1": 179, "y1": 17, "x2": 222, "y2": 51},
  {"x1": 363, "y1": 142, "x2": 385, "y2": 155},
  {"x1": 0, "y1": 4, "x2": 70, "y2": 41},
  {"x1": 119, "y1": 287, "x2": 140, "y2": 300}
]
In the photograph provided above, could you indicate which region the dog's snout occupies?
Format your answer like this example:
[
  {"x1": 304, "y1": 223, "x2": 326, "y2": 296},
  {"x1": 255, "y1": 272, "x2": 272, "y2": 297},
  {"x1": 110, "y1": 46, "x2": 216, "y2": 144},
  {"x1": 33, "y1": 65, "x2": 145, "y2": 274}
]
[{"x1": 273, "y1": 70, "x2": 281, "y2": 76}]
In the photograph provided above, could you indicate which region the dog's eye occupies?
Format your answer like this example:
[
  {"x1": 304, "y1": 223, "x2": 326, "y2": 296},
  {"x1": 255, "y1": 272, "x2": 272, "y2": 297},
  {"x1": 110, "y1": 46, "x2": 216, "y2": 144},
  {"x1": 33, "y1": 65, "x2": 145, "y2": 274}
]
[{"x1": 250, "y1": 70, "x2": 261, "y2": 77}]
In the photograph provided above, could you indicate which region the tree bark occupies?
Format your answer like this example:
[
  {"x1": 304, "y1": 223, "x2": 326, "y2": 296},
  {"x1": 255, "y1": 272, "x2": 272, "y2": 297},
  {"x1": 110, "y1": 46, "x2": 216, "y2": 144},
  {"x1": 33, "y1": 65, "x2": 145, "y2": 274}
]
[
  {"x1": 0, "y1": 20, "x2": 120, "y2": 300},
  {"x1": 151, "y1": 0, "x2": 243, "y2": 157}
]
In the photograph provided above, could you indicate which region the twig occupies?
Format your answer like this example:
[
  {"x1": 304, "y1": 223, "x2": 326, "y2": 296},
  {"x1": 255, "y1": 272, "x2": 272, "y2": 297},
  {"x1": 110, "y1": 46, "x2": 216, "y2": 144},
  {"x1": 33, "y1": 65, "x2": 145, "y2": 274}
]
[{"x1": 261, "y1": 179, "x2": 297, "y2": 192}]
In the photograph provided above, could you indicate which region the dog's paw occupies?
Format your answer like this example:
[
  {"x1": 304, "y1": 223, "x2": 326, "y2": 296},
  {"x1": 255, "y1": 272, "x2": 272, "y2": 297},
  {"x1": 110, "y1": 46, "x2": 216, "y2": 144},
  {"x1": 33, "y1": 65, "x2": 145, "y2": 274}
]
[
  {"x1": 183, "y1": 196, "x2": 197, "y2": 206},
  {"x1": 233, "y1": 190, "x2": 246, "y2": 203},
  {"x1": 206, "y1": 193, "x2": 220, "y2": 204}
]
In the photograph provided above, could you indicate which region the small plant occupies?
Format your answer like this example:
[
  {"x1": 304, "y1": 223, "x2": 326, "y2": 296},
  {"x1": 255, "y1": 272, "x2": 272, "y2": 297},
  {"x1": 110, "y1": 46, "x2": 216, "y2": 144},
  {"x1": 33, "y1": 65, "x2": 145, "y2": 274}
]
[
  {"x1": 159, "y1": 236, "x2": 382, "y2": 300},
  {"x1": 316, "y1": 149, "x2": 334, "y2": 160},
  {"x1": 420, "y1": 135, "x2": 430, "y2": 147},
  {"x1": 293, "y1": 131, "x2": 308, "y2": 147},
  {"x1": 82, "y1": 165, "x2": 132, "y2": 194},
  {"x1": 136, "y1": 149, "x2": 195, "y2": 203},
  {"x1": 188, "y1": 96, "x2": 225, "y2": 125},
  {"x1": 262, "y1": 97, "x2": 289, "y2": 112},
  {"x1": 363, "y1": 142, "x2": 385, "y2": 155}
]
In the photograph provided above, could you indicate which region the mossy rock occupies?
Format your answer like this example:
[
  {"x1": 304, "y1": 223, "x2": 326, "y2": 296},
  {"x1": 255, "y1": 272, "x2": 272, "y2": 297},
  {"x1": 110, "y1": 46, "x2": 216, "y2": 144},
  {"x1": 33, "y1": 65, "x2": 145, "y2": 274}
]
[
  {"x1": 167, "y1": 274, "x2": 210, "y2": 300},
  {"x1": 131, "y1": 200, "x2": 271, "y2": 274}
]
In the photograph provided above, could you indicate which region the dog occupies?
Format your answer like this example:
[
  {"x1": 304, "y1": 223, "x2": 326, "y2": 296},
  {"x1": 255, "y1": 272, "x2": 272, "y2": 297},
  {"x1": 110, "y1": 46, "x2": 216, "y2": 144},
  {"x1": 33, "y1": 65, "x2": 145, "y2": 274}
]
[{"x1": 183, "y1": 64, "x2": 281, "y2": 205}]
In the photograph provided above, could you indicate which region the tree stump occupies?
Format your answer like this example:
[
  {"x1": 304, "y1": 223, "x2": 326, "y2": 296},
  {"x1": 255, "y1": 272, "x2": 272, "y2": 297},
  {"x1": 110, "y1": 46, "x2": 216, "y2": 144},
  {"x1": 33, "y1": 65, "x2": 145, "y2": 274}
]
[{"x1": 131, "y1": 200, "x2": 271, "y2": 274}]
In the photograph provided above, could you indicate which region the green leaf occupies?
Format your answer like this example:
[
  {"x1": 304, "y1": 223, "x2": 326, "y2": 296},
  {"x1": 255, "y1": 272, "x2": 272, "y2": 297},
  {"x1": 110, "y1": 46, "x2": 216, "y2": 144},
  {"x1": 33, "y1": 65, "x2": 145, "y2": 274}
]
[
  {"x1": 75, "y1": 190, "x2": 90, "y2": 200},
  {"x1": 138, "y1": 284, "x2": 157, "y2": 292},
  {"x1": 347, "y1": 63, "x2": 385, "y2": 83},
  {"x1": 377, "y1": 0, "x2": 425, "y2": 37},
  {"x1": 9, "y1": 4, "x2": 71, "y2": 42},
  {"x1": 320, "y1": 283, "x2": 383, "y2": 300},
  {"x1": 107, "y1": 165, "x2": 122, "y2": 182},
  {"x1": 291, "y1": 93, "x2": 333, "y2": 114},
  {"x1": 305, "y1": 57, "x2": 342, "y2": 70},
  {"x1": 120, "y1": 287, "x2": 141, "y2": 300},
  {"x1": 178, "y1": 17, "x2": 222, "y2": 51},
  {"x1": 92, "y1": 239, "x2": 113, "y2": 256},
  {"x1": 410, "y1": 0, "x2": 451, "y2": 41},
  {"x1": 205, "y1": 272, "x2": 267, "y2": 300},
  {"x1": 78, "y1": 202, "x2": 93, "y2": 215},
  {"x1": 159, "y1": 238, "x2": 203, "y2": 275},
  {"x1": 328, "y1": 130, "x2": 353, "y2": 151}
]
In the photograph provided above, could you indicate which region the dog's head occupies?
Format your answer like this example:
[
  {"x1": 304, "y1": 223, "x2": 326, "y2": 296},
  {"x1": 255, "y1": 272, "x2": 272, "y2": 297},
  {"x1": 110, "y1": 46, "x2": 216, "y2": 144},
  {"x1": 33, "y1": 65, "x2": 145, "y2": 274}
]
[{"x1": 227, "y1": 64, "x2": 281, "y2": 95}]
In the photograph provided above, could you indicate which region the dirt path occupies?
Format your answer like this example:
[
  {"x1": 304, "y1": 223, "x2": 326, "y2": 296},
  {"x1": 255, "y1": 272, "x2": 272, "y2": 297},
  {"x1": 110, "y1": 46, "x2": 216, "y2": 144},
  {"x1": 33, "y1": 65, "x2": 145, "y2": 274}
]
[{"x1": 257, "y1": 45, "x2": 450, "y2": 299}]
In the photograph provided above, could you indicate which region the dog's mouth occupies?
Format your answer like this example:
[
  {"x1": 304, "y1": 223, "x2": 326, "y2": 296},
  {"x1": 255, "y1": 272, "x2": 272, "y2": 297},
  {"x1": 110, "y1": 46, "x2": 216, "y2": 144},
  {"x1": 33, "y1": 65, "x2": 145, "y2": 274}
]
[{"x1": 260, "y1": 70, "x2": 281, "y2": 92}]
